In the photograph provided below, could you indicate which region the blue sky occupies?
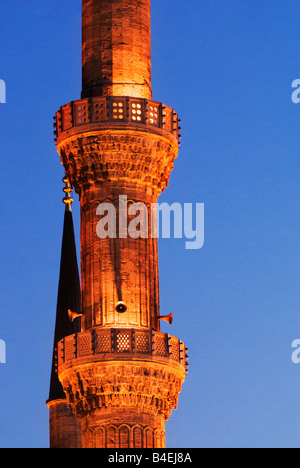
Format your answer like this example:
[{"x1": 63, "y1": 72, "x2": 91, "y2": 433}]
[{"x1": 0, "y1": 0, "x2": 299, "y2": 448}]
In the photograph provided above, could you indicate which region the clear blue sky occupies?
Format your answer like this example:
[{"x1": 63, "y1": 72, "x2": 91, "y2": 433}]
[{"x1": 0, "y1": 0, "x2": 299, "y2": 448}]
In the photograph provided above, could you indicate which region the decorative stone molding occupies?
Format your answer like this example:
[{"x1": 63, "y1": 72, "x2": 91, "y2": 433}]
[
  {"x1": 81, "y1": 422, "x2": 165, "y2": 449},
  {"x1": 59, "y1": 360, "x2": 186, "y2": 421},
  {"x1": 58, "y1": 130, "x2": 178, "y2": 197}
]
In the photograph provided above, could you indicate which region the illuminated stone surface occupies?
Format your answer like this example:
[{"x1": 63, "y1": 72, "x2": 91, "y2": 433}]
[{"x1": 50, "y1": 0, "x2": 187, "y2": 449}]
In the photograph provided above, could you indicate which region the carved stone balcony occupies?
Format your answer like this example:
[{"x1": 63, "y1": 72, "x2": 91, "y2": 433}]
[
  {"x1": 57, "y1": 328, "x2": 188, "y2": 374},
  {"x1": 56, "y1": 328, "x2": 188, "y2": 421},
  {"x1": 53, "y1": 96, "x2": 181, "y2": 145}
]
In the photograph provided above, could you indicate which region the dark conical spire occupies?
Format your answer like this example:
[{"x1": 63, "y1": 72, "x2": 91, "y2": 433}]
[{"x1": 48, "y1": 204, "x2": 82, "y2": 403}]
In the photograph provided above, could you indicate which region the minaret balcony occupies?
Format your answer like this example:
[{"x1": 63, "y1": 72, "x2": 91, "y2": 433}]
[
  {"x1": 56, "y1": 328, "x2": 188, "y2": 420},
  {"x1": 57, "y1": 328, "x2": 188, "y2": 375},
  {"x1": 53, "y1": 96, "x2": 181, "y2": 146}
]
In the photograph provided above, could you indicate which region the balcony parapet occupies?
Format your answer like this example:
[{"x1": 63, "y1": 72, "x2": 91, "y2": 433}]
[
  {"x1": 57, "y1": 328, "x2": 188, "y2": 375},
  {"x1": 54, "y1": 97, "x2": 181, "y2": 145}
]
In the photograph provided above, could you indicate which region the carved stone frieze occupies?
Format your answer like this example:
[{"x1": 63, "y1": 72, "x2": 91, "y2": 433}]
[
  {"x1": 57, "y1": 130, "x2": 178, "y2": 196},
  {"x1": 81, "y1": 421, "x2": 165, "y2": 449},
  {"x1": 59, "y1": 361, "x2": 185, "y2": 421}
]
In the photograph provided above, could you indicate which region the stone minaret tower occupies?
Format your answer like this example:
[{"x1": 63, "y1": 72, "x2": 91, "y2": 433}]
[{"x1": 50, "y1": 0, "x2": 188, "y2": 448}]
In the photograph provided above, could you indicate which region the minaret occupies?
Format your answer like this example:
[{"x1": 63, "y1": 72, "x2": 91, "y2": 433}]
[
  {"x1": 52, "y1": 0, "x2": 188, "y2": 448},
  {"x1": 46, "y1": 178, "x2": 82, "y2": 448}
]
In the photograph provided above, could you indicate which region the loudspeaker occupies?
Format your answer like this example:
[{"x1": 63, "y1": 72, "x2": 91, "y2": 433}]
[
  {"x1": 116, "y1": 302, "x2": 127, "y2": 313},
  {"x1": 68, "y1": 309, "x2": 83, "y2": 322},
  {"x1": 158, "y1": 312, "x2": 174, "y2": 325}
]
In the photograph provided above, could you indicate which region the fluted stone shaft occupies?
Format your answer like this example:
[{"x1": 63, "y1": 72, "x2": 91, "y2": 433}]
[{"x1": 82, "y1": 0, "x2": 152, "y2": 99}]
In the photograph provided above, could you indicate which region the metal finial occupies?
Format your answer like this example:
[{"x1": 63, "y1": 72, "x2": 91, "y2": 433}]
[{"x1": 62, "y1": 176, "x2": 73, "y2": 211}]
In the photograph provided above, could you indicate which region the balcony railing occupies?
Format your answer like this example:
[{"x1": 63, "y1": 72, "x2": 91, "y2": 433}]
[
  {"x1": 54, "y1": 97, "x2": 181, "y2": 143},
  {"x1": 57, "y1": 328, "x2": 188, "y2": 375}
]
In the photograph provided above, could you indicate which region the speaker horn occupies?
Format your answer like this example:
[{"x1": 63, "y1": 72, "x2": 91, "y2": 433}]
[
  {"x1": 158, "y1": 312, "x2": 174, "y2": 325},
  {"x1": 68, "y1": 309, "x2": 83, "y2": 322}
]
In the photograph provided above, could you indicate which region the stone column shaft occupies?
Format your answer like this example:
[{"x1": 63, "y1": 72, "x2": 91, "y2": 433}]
[{"x1": 82, "y1": 0, "x2": 152, "y2": 99}]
